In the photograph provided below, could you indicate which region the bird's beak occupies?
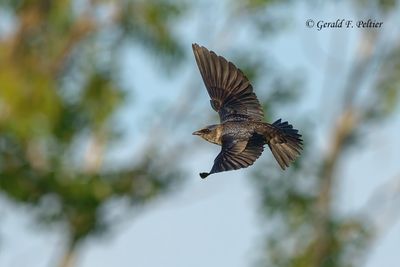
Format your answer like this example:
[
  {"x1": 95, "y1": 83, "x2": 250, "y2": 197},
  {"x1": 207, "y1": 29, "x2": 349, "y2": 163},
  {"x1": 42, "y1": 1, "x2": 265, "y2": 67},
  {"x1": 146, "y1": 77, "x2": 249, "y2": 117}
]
[{"x1": 192, "y1": 130, "x2": 202, "y2": 136}]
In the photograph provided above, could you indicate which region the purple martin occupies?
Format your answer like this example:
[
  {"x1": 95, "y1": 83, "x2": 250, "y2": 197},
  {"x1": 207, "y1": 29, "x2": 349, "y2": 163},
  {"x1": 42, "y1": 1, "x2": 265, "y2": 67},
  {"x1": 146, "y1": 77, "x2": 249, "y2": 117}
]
[{"x1": 192, "y1": 44, "x2": 303, "y2": 178}]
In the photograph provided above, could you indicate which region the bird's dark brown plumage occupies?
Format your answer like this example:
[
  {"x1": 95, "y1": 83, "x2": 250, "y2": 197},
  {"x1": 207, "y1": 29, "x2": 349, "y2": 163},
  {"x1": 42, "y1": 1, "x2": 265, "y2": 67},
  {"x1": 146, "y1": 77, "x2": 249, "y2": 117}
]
[
  {"x1": 192, "y1": 44, "x2": 303, "y2": 178},
  {"x1": 192, "y1": 44, "x2": 264, "y2": 123}
]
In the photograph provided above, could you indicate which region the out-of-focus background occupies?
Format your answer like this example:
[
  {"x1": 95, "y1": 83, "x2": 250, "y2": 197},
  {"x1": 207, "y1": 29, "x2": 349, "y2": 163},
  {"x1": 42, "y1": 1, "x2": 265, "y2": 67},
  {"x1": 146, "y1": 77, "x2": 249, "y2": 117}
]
[{"x1": 0, "y1": 0, "x2": 399, "y2": 267}]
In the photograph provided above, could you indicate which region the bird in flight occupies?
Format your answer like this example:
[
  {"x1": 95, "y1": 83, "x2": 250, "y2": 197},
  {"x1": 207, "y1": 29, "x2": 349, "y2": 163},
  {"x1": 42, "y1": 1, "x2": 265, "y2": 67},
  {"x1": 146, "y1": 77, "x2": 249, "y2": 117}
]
[{"x1": 192, "y1": 44, "x2": 303, "y2": 178}]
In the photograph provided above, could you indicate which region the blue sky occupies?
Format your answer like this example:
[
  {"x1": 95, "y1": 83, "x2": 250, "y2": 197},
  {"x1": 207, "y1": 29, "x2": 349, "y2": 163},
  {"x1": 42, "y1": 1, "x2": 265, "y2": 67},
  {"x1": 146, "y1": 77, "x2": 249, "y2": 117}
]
[{"x1": 1, "y1": 1, "x2": 400, "y2": 267}]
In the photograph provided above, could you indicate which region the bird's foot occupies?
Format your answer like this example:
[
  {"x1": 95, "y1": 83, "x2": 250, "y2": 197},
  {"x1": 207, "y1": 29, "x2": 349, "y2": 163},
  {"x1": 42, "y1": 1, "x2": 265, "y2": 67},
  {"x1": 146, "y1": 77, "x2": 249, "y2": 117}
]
[{"x1": 199, "y1": 172, "x2": 210, "y2": 179}]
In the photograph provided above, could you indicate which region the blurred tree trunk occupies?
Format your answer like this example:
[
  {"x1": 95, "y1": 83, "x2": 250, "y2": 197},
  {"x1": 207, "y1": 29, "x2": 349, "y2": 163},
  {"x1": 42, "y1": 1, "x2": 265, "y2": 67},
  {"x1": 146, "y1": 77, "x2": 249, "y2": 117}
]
[
  {"x1": 59, "y1": 244, "x2": 76, "y2": 267},
  {"x1": 313, "y1": 109, "x2": 357, "y2": 266}
]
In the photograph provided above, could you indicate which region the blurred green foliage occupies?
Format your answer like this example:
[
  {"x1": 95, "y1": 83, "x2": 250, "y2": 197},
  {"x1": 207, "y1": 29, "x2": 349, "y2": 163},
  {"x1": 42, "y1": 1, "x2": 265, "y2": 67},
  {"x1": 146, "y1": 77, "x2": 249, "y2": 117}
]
[
  {"x1": 247, "y1": 1, "x2": 400, "y2": 267},
  {"x1": 0, "y1": 0, "x2": 184, "y2": 253}
]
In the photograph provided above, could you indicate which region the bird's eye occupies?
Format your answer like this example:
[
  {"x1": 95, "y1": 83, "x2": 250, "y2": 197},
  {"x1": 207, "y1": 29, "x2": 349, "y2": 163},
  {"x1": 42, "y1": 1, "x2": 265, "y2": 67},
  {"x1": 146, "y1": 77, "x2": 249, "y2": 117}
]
[{"x1": 202, "y1": 129, "x2": 211, "y2": 134}]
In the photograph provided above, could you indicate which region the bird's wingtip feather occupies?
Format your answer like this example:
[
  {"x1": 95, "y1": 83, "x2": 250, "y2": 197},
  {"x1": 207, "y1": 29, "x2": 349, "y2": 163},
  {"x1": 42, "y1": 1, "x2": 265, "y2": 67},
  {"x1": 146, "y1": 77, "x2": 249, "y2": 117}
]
[{"x1": 200, "y1": 172, "x2": 210, "y2": 179}]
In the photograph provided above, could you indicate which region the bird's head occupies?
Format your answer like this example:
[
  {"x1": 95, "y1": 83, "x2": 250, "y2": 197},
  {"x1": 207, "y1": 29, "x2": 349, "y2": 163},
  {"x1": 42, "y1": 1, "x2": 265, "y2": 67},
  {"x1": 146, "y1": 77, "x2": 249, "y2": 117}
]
[{"x1": 192, "y1": 124, "x2": 222, "y2": 145}]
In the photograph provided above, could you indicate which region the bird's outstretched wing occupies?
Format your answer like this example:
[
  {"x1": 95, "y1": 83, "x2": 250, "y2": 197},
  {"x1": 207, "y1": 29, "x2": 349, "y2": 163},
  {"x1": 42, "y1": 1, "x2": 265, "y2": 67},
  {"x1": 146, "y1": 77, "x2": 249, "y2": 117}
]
[
  {"x1": 192, "y1": 43, "x2": 264, "y2": 123},
  {"x1": 200, "y1": 134, "x2": 264, "y2": 178}
]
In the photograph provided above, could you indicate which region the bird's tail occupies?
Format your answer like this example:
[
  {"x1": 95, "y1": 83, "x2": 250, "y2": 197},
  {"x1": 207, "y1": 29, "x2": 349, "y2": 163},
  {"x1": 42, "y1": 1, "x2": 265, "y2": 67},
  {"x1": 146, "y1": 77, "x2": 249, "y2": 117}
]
[{"x1": 264, "y1": 119, "x2": 303, "y2": 170}]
